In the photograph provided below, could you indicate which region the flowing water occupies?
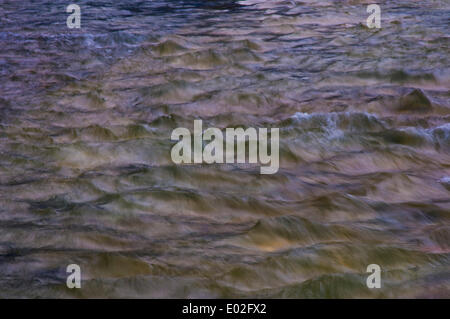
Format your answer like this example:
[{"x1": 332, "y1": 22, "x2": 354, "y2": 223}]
[{"x1": 0, "y1": 0, "x2": 449, "y2": 298}]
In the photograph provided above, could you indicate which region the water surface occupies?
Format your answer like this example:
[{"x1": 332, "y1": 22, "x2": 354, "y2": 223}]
[{"x1": 0, "y1": 0, "x2": 449, "y2": 298}]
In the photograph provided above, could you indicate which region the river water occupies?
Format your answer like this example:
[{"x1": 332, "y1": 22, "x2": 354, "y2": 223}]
[{"x1": 0, "y1": 0, "x2": 449, "y2": 298}]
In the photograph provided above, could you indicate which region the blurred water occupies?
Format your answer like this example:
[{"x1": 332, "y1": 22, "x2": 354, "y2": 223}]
[{"x1": 0, "y1": 0, "x2": 449, "y2": 298}]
